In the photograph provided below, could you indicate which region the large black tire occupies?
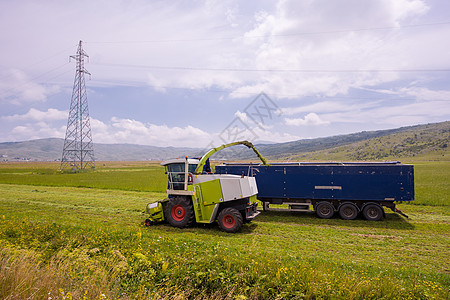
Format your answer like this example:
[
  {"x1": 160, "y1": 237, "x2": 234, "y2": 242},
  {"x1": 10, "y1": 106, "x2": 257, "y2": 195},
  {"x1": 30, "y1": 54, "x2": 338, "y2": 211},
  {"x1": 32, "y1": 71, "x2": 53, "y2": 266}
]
[
  {"x1": 164, "y1": 196, "x2": 195, "y2": 228},
  {"x1": 217, "y1": 208, "x2": 243, "y2": 233},
  {"x1": 362, "y1": 204, "x2": 383, "y2": 221},
  {"x1": 339, "y1": 203, "x2": 359, "y2": 220},
  {"x1": 315, "y1": 201, "x2": 335, "y2": 219}
]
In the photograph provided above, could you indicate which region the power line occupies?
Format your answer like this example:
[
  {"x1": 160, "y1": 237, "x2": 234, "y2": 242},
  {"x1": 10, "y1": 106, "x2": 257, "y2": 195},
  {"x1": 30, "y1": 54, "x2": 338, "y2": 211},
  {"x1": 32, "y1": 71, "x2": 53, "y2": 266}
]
[
  {"x1": 0, "y1": 45, "x2": 75, "y2": 83},
  {"x1": 89, "y1": 78, "x2": 450, "y2": 102},
  {"x1": 25, "y1": 45, "x2": 76, "y2": 69},
  {"x1": 0, "y1": 62, "x2": 71, "y2": 99},
  {"x1": 91, "y1": 62, "x2": 450, "y2": 73},
  {"x1": 86, "y1": 21, "x2": 450, "y2": 44}
]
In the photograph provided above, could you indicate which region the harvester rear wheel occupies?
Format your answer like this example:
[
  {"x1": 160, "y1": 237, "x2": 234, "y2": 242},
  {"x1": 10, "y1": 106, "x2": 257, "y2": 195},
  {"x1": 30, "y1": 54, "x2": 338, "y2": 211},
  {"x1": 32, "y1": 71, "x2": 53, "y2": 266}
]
[
  {"x1": 164, "y1": 196, "x2": 195, "y2": 228},
  {"x1": 217, "y1": 208, "x2": 243, "y2": 233}
]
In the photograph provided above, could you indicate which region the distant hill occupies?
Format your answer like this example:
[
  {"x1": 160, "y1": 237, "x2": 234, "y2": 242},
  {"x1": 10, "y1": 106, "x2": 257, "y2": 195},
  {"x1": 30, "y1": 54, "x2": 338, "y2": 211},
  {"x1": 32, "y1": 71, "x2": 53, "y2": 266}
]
[
  {"x1": 279, "y1": 121, "x2": 450, "y2": 161},
  {"x1": 216, "y1": 121, "x2": 450, "y2": 161},
  {"x1": 0, "y1": 138, "x2": 64, "y2": 161},
  {"x1": 1, "y1": 121, "x2": 448, "y2": 162},
  {"x1": 254, "y1": 121, "x2": 449, "y2": 160},
  {"x1": 0, "y1": 138, "x2": 200, "y2": 162}
]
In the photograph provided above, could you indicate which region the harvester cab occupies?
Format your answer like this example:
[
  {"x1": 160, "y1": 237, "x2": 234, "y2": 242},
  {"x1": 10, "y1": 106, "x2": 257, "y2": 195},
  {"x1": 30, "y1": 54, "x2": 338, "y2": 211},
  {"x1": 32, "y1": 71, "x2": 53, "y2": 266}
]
[
  {"x1": 163, "y1": 157, "x2": 201, "y2": 191},
  {"x1": 145, "y1": 141, "x2": 268, "y2": 233}
]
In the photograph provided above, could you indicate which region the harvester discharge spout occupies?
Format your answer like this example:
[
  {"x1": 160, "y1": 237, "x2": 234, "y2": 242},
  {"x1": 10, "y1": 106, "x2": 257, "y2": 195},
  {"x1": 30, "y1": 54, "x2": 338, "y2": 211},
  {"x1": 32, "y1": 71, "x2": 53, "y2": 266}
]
[{"x1": 194, "y1": 140, "x2": 269, "y2": 175}]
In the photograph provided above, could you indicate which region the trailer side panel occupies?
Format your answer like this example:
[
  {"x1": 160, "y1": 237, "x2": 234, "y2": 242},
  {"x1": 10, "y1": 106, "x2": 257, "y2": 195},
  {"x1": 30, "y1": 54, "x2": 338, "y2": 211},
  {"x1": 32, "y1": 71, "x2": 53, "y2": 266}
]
[{"x1": 215, "y1": 162, "x2": 414, "y2": 203}]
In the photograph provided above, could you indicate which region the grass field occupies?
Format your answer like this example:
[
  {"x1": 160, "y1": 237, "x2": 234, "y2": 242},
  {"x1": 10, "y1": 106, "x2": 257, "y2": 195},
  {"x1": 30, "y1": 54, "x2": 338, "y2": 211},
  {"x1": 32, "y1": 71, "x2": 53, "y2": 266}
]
[{"x1": 0, "y1": 161, "x2": 449, "y2": 299}]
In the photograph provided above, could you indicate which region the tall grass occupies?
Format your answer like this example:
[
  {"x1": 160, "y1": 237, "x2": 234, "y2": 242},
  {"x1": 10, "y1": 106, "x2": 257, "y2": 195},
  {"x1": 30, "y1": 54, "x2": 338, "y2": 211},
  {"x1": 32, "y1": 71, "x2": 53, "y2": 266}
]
[
  {"x1": 0, "y1": 184, "x2": 448, "y2": 299},
  {"x1": 1, "y1": 217, "x2": 447, "y2": 300},
  {"x1": 0, "y1": 246, "x2": 121, "y2": 300},
  {"x1": 0, "y1": 161, "x2": 448, "y2": 299}
]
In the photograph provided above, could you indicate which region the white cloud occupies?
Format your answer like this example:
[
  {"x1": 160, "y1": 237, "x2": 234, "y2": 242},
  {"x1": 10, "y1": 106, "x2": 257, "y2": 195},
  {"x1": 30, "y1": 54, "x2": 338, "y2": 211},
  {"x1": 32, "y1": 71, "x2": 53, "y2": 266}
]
[
  {"x1": 252, "y1": 127, "x2": 301, "y2": 143},
  {"x1": 1, "y1": 0, "x2": 438, "y2": 100},
  {"x1": 397, "y1": 87, "x2": 450, "y2": 101},
  {"x1": 0, "y1": 69, "x2": 61, "y2": 104},
  {"x1": 225, "y1": 0, "x2": 435, "y2": 99},
  {"x1": 321, "y1": 99, "x2": 450, "y2": 126},
  {"x1": 91, "y1": 117, "x2": 212, "y2": 147},
  {"x1": 234, "y1": 110, "x2": 248, "y2": 122},
  {"x1": 282, "y1": 101, "x2": 362, "y2": 116},
  {"x1": 147, "y1": 73, "x2": 167, "y2": 93},
  {"x1": 361, "y1": 86, "x2": 450, "y2": 101},
  {"x1": 388, "y1": 0, "x2": 429, "y2": 21},
  {"x1": 285, "y1": 113, "x2": 330, "y2": 126},
  {"x1": 3, "y1": 108, "x2": 67, "y2": 122},
  {"x1": 0, "y1": 108, "x2": 67, "y2": 142},
  {"x1": 9, "y1": 122, "x2": 65, "y2": 141}
]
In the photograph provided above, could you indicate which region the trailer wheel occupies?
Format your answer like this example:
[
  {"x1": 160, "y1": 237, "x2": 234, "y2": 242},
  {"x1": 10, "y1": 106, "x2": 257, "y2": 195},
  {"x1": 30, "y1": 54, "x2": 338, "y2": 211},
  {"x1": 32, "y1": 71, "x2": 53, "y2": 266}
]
[
  {"x1": 339, "y1": 203, "x2": 359, "y2": 220},
  {"x1": 316, "y1": 201, "x2": 335, "y2": 219},
  {"x1": 164, "y1": 196, "x2": 195, "y2": 228},
  {"x1": 217, "y1": 208, "x2": 243, "y2": 233},
  {"x1": 362, "y1": 204, "x2": 383, "y2": 221}
]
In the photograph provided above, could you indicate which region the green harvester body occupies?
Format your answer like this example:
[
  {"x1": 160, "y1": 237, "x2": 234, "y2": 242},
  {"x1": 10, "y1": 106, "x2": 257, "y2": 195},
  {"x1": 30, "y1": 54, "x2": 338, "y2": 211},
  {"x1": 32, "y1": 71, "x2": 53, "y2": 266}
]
[{"x1": 145, "y1": 141, "x2": 267, "y2": 233}]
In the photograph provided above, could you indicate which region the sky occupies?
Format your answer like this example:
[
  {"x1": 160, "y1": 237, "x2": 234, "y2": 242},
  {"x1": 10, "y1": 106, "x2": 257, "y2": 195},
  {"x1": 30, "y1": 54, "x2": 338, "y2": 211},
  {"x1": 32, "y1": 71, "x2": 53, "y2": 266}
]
[{"x1": 1, "y1": 0, "x2": 449, "y2": 148}]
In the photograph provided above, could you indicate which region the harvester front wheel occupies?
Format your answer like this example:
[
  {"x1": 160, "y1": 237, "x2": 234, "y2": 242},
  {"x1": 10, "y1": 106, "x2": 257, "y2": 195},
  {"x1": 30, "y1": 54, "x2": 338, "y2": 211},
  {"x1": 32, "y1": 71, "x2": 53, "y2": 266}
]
[
  {"x1": 165, "y1": 197, "x2": 195, "y2": 228},
  {"x1": 217, "y1": 208, "x2": 243, "y2": 233}
]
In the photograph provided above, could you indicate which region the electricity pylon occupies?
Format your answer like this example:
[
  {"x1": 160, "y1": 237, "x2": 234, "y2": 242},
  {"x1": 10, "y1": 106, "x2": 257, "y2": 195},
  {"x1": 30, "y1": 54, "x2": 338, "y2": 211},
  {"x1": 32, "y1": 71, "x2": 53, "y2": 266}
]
[{"x1": 60, "y1": 40, "x2": 95, "y2": 171}]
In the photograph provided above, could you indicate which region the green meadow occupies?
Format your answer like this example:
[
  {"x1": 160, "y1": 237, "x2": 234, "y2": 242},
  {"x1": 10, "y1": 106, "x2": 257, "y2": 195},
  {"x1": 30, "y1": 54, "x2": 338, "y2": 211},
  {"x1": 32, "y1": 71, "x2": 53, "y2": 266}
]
[{"x1": 0, "y1": 161, "x2": 448, "y2": 299}]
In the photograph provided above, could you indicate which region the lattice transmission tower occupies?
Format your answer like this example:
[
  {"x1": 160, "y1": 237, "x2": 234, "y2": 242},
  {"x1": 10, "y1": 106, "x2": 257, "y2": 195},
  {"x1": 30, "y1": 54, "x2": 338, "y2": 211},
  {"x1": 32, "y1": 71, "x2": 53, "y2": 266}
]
[{"x1": 61, "y1": 40, "x2": 95, "y2": 171}]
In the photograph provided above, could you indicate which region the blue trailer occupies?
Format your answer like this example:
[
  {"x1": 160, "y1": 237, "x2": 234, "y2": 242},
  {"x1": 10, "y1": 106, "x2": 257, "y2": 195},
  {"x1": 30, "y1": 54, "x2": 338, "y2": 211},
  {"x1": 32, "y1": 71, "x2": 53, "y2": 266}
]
[{"x1": 215, "y1": 161, "x2": 414, "y2": 220}]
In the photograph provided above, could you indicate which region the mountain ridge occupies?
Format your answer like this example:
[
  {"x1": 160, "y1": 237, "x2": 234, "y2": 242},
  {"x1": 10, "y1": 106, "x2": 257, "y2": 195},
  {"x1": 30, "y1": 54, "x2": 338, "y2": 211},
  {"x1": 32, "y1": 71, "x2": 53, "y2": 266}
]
[{"x1": 1, "y1": 121, "x2": 448, "y2": 162}]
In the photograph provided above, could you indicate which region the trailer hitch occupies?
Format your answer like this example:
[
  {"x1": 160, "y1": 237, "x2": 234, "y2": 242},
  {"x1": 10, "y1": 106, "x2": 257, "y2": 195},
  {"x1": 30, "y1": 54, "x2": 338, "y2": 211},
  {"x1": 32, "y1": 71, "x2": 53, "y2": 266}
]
[{"x1": 390, "y1": 207, "x2": 409, "y2": 218}]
